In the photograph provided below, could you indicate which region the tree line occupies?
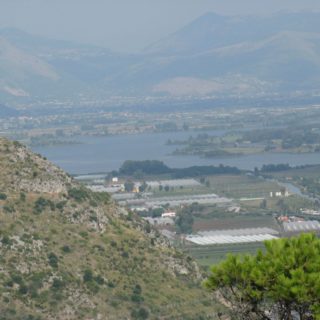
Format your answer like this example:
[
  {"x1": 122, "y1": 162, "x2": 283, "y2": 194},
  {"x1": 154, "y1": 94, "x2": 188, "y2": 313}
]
[{"x1": 116, "y1": 160, "x2": 241, "y2": 178}]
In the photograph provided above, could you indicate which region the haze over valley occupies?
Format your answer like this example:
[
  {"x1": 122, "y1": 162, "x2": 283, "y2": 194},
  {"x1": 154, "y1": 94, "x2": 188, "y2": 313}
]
[
  {"x1": 1, "y1": 2, "x2": 320, "y2": 319},
  {"x1": 2, "y1": 11, "x2": 320, "y2": 105}
]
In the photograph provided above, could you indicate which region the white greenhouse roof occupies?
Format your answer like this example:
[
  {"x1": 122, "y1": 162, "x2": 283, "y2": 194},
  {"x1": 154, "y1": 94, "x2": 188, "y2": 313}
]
[{"x1": 186, "y1": 233, "x2": 278, "y2": 245}]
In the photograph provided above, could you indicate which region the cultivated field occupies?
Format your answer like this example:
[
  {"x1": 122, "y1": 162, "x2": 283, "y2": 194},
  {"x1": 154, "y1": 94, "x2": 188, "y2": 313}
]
[
  {"x1": 193, "y1": 214, "x2": 280, "y2": 232},
  {"x1": 207, "y1": 174, "x2": 279, "y2": 199},
  {"x1": 185, "y1": 213, "x2": 280, "y2": 267},
  {"x1": 270, "y1": 165, "x2": 320, "y2": 180},
  {"x1": 184, "y1": 242, "x2": 265, "y2": 267}
]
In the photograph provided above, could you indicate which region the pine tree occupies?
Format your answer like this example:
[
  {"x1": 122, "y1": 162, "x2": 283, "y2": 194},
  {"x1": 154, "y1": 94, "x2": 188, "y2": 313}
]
[{"x1": 205, "y1": 233, "x2": 320, "y2": 320}]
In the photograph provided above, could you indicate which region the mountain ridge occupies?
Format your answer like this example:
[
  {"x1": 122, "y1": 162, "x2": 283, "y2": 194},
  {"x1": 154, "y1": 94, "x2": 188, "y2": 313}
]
[
  {"x1": 145, "y1": 11, "x2": 320, "y2": 55},
  {"x1": 2, "y1": 11, "x2": 320, "y2": 102}
]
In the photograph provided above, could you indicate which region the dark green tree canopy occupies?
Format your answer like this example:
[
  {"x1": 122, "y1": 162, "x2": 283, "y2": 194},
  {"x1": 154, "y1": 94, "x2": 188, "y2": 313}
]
[{"x1": 205, "y1": 233, "x2": 320, "y2": 320}]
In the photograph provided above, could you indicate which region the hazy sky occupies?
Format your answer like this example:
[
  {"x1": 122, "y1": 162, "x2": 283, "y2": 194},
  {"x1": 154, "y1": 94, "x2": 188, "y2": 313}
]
[{"x1": 1, "y1": 0, "x2": 320, "y2": 52}]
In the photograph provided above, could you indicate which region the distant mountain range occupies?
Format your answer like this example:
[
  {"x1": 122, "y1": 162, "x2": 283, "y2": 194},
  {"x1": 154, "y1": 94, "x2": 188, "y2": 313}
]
[{"x1": 1, "y1": 11, "x2": 320, "y2": 104}]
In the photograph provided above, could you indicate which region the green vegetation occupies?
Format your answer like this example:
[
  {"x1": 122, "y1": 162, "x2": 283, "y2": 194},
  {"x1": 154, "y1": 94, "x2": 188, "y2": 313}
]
[
  {"x1": 205, "y1": 233, "x2": 320, "y2": 320},
  {"x1": 124, "y1": 180, "x2": 135, "y2": 192},
  {"x1": 48, "y1": 252, "x2": 59, "y2": 268},
  {"x1": 119, "y1": 160, "x2": 171, "y2": 175},
  {"x1": 175, "y1": 205, "x2": 197, "y2": 234},
  {"x1": 243, "y1": 126, "x2": 320, "y2": 151},
  {"x1": 0, "y1": 193, "x2": 7, "y2": 200},
  {"x1": 169, "y1": 124, "x2": 320, "y2": 158},
  {"x1": 33, "y1": 197, "x2": 55, "y2": 214},
  {"x1": 299, "y1": 177, "x2": 320, "y2": 196},
  {"x1": 263, "y1": 165, "x2": 320, "y2": 206},
  {"x1": 260, "y1": 163, "x2": 292, "y2": 172},
  {"x1": 117, "y1": 160, "x2": 241, "y2": 178},
  {"x1": 68, "y1": 187, "x2": 89, "y2": 202}
]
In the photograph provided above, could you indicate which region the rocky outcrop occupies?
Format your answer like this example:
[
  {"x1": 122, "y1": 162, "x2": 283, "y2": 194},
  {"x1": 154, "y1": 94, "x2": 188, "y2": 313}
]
[{"x1": 0, "y1": 138, "x2": 213, "y2": 319}]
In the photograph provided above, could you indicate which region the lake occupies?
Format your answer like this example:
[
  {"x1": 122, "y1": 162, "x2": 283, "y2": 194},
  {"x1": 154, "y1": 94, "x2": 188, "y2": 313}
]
[{"x1": 32, "y1": 131, "x2": 320, "y2": 174}]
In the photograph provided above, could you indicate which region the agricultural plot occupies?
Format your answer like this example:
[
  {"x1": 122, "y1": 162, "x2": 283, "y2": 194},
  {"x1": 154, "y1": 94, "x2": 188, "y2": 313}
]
[
  {"x1": 270, "y1": 165, "x2": 320, "y2": 180},
  {"x1": 147, "y1": 179, "x2": 201, "y2": 189},
  {"x1": 145, "y1": 193, "x2": 232, "y2": 208},
  {"x1": 185, "y1": 215, "x2": 281, "y2": 267},
  {"x1": 206, "y1": 174, "x2": 279, "y2": 199},
  {"x1": 151, "y1": 180, "x2": 209, "y2": 198},
  {"x1": 151, "y1": 186, "x2": 211, "y2": 198},
  {"x1": 185, "y1": 242, "x2": 265, "y2": 267},
  {"x1": 193, "y1": 214, "x2": 280, "y2": 232},
  {"x1": 267, "y1": 165, "x2": 320, "y2": 203},
  {"x1": 238, "y1": 194, "x2": 316, "y2": 213}
]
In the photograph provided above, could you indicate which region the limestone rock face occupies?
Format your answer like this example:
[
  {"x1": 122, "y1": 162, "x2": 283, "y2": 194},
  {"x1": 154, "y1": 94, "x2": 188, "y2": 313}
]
[{"x1": 0, "y1": 138, "x2": 72, "y2": 193}]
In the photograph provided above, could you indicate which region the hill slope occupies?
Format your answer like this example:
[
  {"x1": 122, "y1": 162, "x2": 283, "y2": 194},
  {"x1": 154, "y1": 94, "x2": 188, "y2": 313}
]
[
  {"x1": 3, "y1": 11, "x2": 320, "y2": 102},
  {"x1": 145, "y1": 11, "x2": 320, "y2": 55},
  {"x1": 131, "y1": 12, "x2": 320, "y2": 96},
  {"x1": 0, "y1": 138, "x2": 217, "y2": 319}
]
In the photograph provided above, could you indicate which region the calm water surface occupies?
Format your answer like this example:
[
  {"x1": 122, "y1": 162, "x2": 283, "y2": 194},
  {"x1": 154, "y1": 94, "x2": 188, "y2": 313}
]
[{"x1": 32, "y1": 131, "x2": 320, "y2": 174}]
